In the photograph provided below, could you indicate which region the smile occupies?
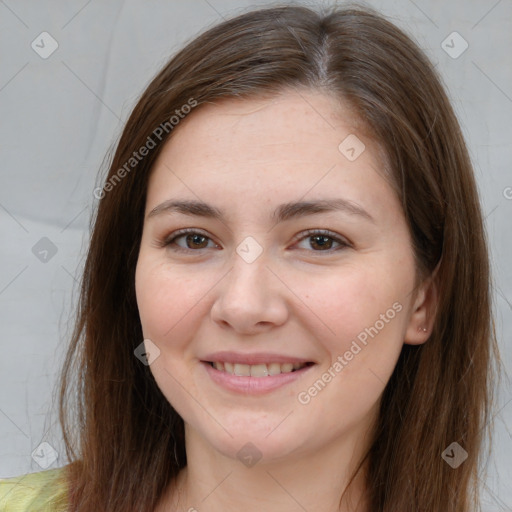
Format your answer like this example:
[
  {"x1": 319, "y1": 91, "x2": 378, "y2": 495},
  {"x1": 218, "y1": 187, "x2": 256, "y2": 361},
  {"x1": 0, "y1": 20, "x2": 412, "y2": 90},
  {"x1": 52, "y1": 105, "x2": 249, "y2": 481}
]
[
  {"x1": 202, "y1": 359, "x2": 315, "y2": 395},
  {"x1": 207, "y1": 361, "x2": 312, "y2": 377}
]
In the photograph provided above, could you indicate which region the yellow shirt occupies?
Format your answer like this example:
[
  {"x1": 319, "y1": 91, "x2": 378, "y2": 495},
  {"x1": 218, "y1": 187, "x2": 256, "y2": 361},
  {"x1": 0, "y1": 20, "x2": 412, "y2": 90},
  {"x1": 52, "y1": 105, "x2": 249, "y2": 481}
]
[{"x1": 0, "y1": 467, "x2": 68, "y2": 511}]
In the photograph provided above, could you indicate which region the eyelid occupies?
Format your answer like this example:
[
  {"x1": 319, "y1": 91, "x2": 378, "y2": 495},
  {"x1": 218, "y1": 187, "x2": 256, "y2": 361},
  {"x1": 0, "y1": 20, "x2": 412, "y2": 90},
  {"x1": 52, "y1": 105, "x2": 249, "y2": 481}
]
[
  {"x1": 290, "y1": 228, "x2": 351, "y2": 249},
  {"x1": 293, "y1": 228, "x2": 352, "y2": 245},
  {"x1": 164, "y1": 227, "x2": 212, "y2": 242},
  {"x1": 160, "y1": 227, "x2": 219, "y2": 251}
]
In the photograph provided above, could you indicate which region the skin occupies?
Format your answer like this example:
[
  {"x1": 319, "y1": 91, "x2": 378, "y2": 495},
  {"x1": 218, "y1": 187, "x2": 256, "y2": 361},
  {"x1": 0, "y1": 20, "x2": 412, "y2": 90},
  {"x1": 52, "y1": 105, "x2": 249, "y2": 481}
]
[{"x1": 135, "y1": 89, "x2": 437, "y2": 512}]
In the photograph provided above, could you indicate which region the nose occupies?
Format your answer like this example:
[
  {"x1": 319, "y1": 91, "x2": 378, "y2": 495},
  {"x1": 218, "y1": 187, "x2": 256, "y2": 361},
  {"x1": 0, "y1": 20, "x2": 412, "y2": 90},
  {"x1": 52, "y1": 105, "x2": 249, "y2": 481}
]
[{"x1": 210, "y1": 253, "x2": 289, "y2": 335}]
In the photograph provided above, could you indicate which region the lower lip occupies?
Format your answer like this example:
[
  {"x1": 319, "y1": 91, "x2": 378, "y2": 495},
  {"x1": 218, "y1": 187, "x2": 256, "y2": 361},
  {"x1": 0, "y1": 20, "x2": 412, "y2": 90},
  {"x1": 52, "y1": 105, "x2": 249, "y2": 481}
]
[{"x1": 202, "y1": 361, "x2": 314, "y2": 395}]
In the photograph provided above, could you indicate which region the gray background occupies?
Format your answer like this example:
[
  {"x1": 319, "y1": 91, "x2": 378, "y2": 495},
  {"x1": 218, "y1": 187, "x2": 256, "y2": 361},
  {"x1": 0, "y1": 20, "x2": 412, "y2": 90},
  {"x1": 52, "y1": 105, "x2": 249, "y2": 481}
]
[{"x1": 0, "y1": 0, "x2": 510, "y2": 509}]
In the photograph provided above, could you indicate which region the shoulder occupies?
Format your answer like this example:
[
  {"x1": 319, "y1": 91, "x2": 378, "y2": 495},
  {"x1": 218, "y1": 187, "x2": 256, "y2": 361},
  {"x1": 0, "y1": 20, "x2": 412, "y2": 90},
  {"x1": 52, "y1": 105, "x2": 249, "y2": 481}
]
[{"x1": 0, "y1": 466, "x2": 69, "y2": 512}]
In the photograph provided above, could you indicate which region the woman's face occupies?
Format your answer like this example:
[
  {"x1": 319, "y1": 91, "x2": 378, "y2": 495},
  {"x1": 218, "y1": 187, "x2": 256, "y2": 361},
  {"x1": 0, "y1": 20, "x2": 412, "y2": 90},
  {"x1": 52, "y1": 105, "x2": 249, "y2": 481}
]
[{"x1": 135, "y1": 90, "x2": 429, "y2": 464}]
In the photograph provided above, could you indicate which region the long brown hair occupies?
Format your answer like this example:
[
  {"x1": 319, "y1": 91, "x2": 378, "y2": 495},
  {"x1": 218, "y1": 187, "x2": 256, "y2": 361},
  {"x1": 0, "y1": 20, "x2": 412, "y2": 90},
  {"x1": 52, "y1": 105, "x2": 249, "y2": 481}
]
[{"x1": 58, "y1": 4, "x2": 497, "y2": 511}]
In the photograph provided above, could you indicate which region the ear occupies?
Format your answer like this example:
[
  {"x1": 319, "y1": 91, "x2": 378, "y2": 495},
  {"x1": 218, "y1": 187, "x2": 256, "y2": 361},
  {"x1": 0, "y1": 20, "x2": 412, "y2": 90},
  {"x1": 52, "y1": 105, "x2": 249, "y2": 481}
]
[{"x1": 404, "y1": 262, "x2": 440, "y2": 345}]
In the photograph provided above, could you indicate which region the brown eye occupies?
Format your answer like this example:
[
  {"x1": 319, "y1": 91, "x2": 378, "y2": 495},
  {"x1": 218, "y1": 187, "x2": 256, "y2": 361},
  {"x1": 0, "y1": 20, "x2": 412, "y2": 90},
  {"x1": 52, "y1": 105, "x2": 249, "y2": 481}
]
[
  {"x1": 294, "y1": 229, "x2": 350, "y2": 252},
  {"x1": 163, "y1": 229, "x2": 218, "y2": 252},
  {"x1": 309, "y1": 235, "x2": 334, "y2": 250},
  {"x1": 184, "y1": 233, "x2": 209, "y2": 249}
]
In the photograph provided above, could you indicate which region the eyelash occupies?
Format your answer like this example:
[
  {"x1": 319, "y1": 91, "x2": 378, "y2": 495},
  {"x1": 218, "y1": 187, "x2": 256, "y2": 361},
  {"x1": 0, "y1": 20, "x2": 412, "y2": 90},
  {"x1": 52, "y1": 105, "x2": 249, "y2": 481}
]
[{"x1": 159, "y1": 228, "x2": 351, "y2": 254}]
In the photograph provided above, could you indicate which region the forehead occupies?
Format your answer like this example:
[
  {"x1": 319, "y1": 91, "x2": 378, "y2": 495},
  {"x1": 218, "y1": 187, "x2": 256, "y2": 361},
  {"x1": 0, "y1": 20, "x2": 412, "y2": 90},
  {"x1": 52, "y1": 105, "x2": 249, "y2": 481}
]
[
  {"x1": 146, "y1": 90, "x2": 399, "y2": 224},
  {"x1": 167, "y1": 90, "x2": 367, "y2": 160}
]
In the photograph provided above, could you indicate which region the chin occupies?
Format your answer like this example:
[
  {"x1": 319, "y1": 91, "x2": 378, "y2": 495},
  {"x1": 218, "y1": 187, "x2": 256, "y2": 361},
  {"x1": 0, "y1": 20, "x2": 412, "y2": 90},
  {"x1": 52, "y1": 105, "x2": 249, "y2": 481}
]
[{"x1": 187, "y1": 413, "x2": 312, "y2": 466}]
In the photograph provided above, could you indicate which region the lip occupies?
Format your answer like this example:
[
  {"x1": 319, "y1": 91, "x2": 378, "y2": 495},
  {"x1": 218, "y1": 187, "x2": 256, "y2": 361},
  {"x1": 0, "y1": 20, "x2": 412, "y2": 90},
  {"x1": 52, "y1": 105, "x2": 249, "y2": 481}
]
[
  {"x1": 201, "y1": 351, "x2": 314, "y2": 365},
  {"x1": 201, "y1": 359, "x2": 315, "y2": 395}
]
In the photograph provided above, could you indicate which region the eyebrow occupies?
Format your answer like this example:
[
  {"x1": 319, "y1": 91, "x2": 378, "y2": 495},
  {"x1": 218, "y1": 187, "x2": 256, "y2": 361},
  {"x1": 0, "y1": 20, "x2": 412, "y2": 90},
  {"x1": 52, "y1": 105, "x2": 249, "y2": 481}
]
[{"x1": 147, "y1": 198, "x2": 375, "y2": 224}]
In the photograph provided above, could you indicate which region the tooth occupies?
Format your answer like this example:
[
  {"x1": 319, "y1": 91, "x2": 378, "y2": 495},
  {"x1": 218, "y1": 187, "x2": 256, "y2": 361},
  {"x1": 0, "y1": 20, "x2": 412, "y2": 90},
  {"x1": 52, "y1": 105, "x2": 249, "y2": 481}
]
[
  {"x1": 268, "y1": 363, "x2": 281, "y2": 375},
  {"x1": 217, "y1": 361, "x2": 303, "y2": 376},
  {"x1": 250, "y1": 364, "x2": 269, "y2": 377},
  {"x1": 234, "y1": 363, "x2": 251, "y2": 376}
]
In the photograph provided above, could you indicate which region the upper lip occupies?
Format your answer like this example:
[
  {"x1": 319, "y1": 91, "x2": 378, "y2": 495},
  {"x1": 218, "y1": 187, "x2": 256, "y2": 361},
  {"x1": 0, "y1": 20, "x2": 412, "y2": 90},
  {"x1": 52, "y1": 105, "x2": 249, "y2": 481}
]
[{"x1": 201, "y1": 351, "x2": 314, "y2": 365}]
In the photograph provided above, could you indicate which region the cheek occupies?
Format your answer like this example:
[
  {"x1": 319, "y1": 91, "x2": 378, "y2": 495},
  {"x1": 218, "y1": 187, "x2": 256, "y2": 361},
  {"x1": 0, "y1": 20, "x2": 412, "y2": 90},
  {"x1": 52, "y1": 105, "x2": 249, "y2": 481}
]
[
  {"x1": 135, "y1": 256, "x2": 203, "y2": 343},
  {"x1": 289, "y1": 269, "x2": 408, "y2": 435},
  {"x1": 290, "y1": 260, "x2": 411, "y2": 407},
  {"x1": 296, "y1": 262, "x2": 409, "y2": 345}
]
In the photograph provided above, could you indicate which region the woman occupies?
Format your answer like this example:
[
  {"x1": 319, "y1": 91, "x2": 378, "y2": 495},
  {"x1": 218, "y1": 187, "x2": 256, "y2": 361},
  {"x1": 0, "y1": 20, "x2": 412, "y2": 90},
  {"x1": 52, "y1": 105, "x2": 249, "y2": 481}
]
[{"x1": 0, "y1": 4, "x2": 497, "y2": 511}]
